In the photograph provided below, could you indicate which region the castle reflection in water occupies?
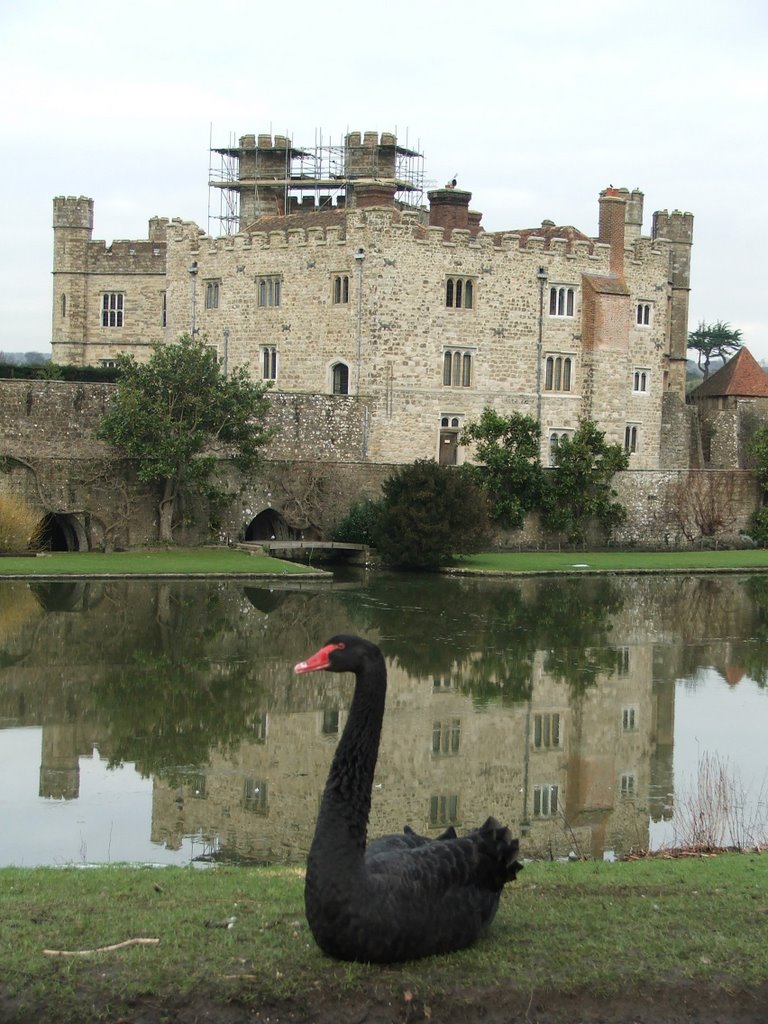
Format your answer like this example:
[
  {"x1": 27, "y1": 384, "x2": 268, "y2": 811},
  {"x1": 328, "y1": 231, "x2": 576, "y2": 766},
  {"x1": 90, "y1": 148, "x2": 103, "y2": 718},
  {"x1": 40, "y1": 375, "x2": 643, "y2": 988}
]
[{"x1": 2, "y1": 571, "x2": 767, "y2": 862}]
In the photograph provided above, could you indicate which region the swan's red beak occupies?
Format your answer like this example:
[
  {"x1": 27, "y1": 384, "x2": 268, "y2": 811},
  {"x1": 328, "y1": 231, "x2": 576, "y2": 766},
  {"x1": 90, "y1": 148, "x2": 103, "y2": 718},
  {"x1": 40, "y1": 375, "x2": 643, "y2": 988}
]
[{"x1": 294, "y1": 642, "x2": 344, "y2": 674}]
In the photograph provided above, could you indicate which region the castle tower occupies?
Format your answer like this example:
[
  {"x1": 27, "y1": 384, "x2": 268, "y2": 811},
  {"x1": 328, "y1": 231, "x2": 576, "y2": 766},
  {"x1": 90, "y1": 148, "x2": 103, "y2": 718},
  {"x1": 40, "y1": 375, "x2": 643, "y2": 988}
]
[
  {"x1": 623, "y1": 189, "x2": 644, "y2": 243},
  {"x1": 344, "y1": 132, "x2": 399, "y2": 209},
  {"x1": 39, "y1": 723, "x2": 80, "y2": 800},
  {"x1": 52, "y1": 196, "x2": 94, "y2": 359},
  {"x1": 652, "y1": 208, "x2": 695, "y2": 392}
]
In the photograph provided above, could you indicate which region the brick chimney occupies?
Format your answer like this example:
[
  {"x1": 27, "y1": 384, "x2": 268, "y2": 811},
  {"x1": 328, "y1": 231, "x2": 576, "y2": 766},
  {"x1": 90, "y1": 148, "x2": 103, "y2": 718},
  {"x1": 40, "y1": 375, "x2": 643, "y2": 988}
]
[
  {"x1": 347, "y1": 182, "x2": 397, "y2": 209},
  {"x1": 428, "y1": 187, "x2": 472, "y2": 238},
  {"x1": 598, "y1": 187, "x2": 627, "y2": 276}
]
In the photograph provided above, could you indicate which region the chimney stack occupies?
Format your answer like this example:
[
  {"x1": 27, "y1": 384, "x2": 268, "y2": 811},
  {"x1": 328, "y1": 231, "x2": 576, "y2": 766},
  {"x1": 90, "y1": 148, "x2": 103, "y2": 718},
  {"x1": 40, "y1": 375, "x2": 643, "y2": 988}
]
[
  {"x1": 428, "y1": 187, "x2": 472, "y2": 238},
  {"x1": 598, "y1": 187, "x2": 627, "y2": 276}
]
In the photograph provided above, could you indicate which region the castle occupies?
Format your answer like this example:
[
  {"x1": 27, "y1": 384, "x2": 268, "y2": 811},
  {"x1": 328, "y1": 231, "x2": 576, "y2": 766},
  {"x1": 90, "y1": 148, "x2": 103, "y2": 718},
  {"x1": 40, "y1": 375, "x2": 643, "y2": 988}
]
[{"x1": 52, "y1": 129, "x2": 694, "y2": 473}]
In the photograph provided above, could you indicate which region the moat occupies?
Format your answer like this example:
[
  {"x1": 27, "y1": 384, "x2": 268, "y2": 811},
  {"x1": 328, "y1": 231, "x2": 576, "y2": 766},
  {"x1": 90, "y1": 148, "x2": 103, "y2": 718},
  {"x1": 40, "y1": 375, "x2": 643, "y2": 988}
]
[{"x1": 1, "y1": 570, "x2": 766, "y2": 866}]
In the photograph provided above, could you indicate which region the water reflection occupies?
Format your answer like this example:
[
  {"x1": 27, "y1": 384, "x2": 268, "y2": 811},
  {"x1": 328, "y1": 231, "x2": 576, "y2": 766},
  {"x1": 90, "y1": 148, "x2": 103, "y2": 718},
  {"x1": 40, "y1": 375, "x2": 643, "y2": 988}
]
[{"x1": 0, "y1": 573, "x2": 766, "y2": 865}]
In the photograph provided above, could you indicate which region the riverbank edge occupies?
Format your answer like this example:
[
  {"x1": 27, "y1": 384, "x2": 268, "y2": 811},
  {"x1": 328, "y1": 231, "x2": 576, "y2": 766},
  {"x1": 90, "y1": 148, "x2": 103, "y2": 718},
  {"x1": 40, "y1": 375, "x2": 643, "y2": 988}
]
[{"x1": 4, "y1": 547, "x2": 768, "y2": 579}]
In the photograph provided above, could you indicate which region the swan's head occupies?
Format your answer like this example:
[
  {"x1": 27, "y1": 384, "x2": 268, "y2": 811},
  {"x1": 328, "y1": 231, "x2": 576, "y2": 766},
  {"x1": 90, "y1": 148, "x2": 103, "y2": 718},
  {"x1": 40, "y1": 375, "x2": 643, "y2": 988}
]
[{"x1": 294, "y1": 635, "x2": 381, "y2": 675}]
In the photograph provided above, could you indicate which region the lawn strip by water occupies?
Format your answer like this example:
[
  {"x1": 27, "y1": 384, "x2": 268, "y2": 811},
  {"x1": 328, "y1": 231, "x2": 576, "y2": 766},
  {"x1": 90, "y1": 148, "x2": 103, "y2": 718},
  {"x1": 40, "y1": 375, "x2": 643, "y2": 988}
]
[
  {"x1": 0, "y1": 547, "x2": 325, "y2": 578},
  {"x1": 5, "y1": 547, "x2": 768, "y2": 579},
  {"x1": 0, "y1": 855, "x2": 765, "y2": 1022},
  {"x1": 454, "y1": 549, "x2": 768, "y2": 574}
]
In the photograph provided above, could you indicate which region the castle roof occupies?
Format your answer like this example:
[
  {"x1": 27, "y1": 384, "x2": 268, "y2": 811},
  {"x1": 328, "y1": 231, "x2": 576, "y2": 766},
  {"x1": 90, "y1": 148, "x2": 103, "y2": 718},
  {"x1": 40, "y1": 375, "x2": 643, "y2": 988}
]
[
  {"x1": 489, "y1": 223, "x2": 593, "y2": 248},
  {"x1": 691, "y1": 346, "x2": 768, "y2": 399},
  {"x1": 244, "y1": 206, "x2": 348, "y2": 235}
]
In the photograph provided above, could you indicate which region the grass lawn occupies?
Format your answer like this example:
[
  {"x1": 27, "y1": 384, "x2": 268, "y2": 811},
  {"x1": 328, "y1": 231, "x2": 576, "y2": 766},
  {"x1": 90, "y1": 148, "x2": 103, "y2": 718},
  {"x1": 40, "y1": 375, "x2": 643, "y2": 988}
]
[
  {"x1": 454, "y1": 548, "x2": 768, "y2": 574},
  {"x1": 0, "y1": 547, "x2": 323, "y2": 577},
  {"x1": 1, "y1": 855, "x2": 766, "y2": 1023},
  {"x1": 4, "y1": 546, "x2": 768, "y2": 579}
]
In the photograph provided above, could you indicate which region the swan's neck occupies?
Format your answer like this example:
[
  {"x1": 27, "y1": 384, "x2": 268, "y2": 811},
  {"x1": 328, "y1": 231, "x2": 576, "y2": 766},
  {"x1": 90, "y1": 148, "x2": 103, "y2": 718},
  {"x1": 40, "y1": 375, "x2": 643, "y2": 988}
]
[{"x1": 315, "y1": 657, "x2": 386, "y2": 856}]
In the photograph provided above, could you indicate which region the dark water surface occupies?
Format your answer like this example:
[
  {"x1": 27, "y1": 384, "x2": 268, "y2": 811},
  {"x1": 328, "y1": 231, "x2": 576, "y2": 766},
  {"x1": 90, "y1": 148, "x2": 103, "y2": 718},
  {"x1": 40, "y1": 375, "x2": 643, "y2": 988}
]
[{"x1": 1, "y1": 571, "x2": 766, "y2": 866}]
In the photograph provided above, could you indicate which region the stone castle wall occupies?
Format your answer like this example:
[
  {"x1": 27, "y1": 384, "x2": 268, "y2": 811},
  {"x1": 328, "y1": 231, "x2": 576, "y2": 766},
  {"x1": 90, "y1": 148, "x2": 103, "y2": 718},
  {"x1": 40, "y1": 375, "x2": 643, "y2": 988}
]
[
  {"x1": 0, "y1": 379, "x2": 760, "y2": 551},
  {"x1": 52, "y1": 177, "x2": 690, "y2": 473}
]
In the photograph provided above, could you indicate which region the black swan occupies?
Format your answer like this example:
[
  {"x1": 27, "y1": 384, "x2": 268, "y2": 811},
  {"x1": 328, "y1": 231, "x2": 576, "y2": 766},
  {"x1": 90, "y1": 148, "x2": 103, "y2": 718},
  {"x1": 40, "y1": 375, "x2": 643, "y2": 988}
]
[{"x1": 295, "y1": 634, "x2": 522, "y2": 963}]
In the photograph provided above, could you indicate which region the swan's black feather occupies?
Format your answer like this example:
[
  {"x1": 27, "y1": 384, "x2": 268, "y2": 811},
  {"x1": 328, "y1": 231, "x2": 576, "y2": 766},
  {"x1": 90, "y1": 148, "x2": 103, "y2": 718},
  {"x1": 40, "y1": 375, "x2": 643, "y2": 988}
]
[{"x1": 296, "y1": 635, "x2": 523, "y2": 963}]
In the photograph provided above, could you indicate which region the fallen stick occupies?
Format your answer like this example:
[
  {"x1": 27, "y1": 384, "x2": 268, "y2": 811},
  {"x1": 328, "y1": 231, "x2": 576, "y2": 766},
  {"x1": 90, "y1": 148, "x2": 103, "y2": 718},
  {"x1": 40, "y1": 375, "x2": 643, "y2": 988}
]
[{"x1": 43, "y1": 937, "x2": 160, "y2": 957}]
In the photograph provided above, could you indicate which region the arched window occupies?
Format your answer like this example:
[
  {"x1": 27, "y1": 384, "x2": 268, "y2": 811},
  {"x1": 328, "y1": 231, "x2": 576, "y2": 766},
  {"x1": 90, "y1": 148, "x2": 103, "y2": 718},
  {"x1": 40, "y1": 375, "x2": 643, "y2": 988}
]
[
  {"x1": 261, "y1": 346, "x2": 277, "y2": 380},
  {"x1": 443, "y1": 352, "x2": 453, "y2": 386},
  {"x1": 445, "y1": 277, "x2": 476, "y2": 310},
  {"x1": 633, "y1": 369, "x2": 649, "y2": 393},
  {"x1": 624, "y1": 424, "x2": 639, "y2": 453},
  {"x1": 333, "y1": 275, "x2": 349, "y2": 304},
  {"x1": 636, "y1": 302, "x2": 651, "y2": 326},
  {"x1": 332, "y1": 362, "x2": 349, "y2": 395},
  {"x1": 442, "y1": 349, "x2": 473, "y2": 387},
  {"x1": 544, "y1": 355, "x2": 573, "y2": 392},
  {"x1": 453, "y1": 350, "x2": 461, "y2": 384},
  {"x1": 549, "y1": 286, "x2": 575, "y2": 318},
  {"x1": 205, "y1": 281, "x2": 220, "y2": 309},
  {"x1": 257, "y1": 276, "x2": 281, "y2": 307}
]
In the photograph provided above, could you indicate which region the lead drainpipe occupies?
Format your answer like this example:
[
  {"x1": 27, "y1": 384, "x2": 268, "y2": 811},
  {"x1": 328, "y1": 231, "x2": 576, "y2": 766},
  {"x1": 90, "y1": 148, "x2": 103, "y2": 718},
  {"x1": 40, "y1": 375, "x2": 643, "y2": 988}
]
[
  {"x1": 535, "y1": 267, "x2": 548, "y2": 444},
  {"x1": 354, "y1": 247, "x2": 366, "y2": 391},
  {"x1": 189, "y1": 260, "x2": 199, "y2": 337},
  {"x1": 354, "y1": 247, "x2": 367, "y2": 457}
]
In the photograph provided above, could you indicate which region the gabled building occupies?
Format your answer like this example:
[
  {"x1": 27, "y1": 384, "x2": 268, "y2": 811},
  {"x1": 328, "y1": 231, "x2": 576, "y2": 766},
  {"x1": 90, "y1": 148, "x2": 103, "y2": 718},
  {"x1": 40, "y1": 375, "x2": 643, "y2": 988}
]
[
  {"x1": 690, "y1": 347, "x2": 768, "y2": 467},
  {"x1": 52, "y1": 129, "x2": 694, "y2": 470}
]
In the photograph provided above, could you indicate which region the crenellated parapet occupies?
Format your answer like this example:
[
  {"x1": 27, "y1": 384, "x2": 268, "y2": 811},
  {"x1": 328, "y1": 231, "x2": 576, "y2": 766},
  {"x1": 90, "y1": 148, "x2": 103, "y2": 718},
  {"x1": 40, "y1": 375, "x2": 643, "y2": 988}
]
[
  {"x1": 84, "y1": 237, "x2": 167, "y2": 275},
  {"x1": 53, "y1": 195, "x2": 94, "y2": 230},
  {"x1": 652, "y1": 209, "x2": 694, "y2": 245}
]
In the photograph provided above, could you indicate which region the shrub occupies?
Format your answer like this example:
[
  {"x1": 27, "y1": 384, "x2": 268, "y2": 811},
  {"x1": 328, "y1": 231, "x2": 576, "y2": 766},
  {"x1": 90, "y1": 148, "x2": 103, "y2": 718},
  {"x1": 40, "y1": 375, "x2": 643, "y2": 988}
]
[
  {"x1": 749, "y1": 507, "x2": 768, "y2": 547},
  {"x1": 372, "y1": 460, "x2": 491, "y2": 569},
  {"x1": 0, "y1": 493, "x2": 42, "y2": 551},
  {"x1": 331, "y1": 498, "x2": 384, "y2": 546}
]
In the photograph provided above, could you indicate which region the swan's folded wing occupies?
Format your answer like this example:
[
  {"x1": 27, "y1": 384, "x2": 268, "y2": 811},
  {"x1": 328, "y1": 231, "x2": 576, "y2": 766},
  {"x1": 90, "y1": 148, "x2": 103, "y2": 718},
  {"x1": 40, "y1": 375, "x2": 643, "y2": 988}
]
[{"x1": 365, "y1": 821, "x2": 521, "y2": 898}]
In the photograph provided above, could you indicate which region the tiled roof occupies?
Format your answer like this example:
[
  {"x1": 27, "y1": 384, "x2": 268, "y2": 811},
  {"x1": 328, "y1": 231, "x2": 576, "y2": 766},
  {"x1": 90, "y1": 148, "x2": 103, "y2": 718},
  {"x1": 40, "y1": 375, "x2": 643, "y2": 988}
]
[
  {"x1": 488, "y1": 223, "x2": 593, "y2": 249},
  {"x1": 244, "y1": 207, "x2": 349, "y2": 235},
  {"x1": 691, "y1": 347, "x2": 768, "y2": 398}
]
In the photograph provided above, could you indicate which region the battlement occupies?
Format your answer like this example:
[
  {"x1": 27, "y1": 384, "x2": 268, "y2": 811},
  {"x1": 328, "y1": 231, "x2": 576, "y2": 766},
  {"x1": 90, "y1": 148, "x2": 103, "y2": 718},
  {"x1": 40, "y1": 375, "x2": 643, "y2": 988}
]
[
  {"x1": 345, "y1": 131, "x2": 397, "y2": 148},
  {"x1": 249, "y1": 134, "x2": 291, "y2": 149},
  {"x1": 53, "y1": 196, "x2": 94, "y2": 231},
  {"x1": 652, "y1": 209, "x2": 694, "y2": 244}
]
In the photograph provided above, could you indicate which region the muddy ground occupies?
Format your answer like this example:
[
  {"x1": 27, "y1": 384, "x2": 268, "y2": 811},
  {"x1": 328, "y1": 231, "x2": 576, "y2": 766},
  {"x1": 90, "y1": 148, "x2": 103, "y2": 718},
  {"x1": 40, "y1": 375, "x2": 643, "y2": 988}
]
[{"x1": 4, "y1": 981, "x2": 767, "y2": 1024}]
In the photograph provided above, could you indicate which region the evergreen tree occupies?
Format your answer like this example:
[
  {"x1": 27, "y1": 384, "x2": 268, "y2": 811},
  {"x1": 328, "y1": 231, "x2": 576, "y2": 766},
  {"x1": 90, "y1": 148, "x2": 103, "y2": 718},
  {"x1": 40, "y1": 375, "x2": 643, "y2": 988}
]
[
  {"x1": 688, "y1": 320, "x2": 743, "y2": 380},
  {"x1": 373, "y1": 459, "x2": 491, "y2": 569}
]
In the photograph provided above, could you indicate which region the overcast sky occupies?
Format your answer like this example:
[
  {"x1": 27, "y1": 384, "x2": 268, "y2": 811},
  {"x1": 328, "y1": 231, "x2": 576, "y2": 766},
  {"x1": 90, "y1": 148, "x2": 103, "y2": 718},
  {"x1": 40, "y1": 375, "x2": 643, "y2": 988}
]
[{"x1": 1, "y1": 0, "x2": 766, "y2": 361}]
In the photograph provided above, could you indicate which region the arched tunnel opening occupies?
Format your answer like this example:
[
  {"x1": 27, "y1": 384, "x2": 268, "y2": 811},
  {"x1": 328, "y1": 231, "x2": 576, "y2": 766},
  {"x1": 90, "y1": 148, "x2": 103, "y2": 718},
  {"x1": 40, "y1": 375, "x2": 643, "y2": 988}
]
[
  {"x1": 244, "y1": 509, "x2": 299, "y2": 543},
  {"x1": 36, "y1": 513, "x2": 88, "y2": 552}
]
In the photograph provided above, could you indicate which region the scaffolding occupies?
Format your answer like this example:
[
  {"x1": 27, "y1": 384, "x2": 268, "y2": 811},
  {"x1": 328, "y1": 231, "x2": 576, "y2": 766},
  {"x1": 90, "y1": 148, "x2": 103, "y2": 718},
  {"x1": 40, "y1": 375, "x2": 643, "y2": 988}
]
[{"x1": 207, "y1": 127, "x2": 425, "y2": 236}]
